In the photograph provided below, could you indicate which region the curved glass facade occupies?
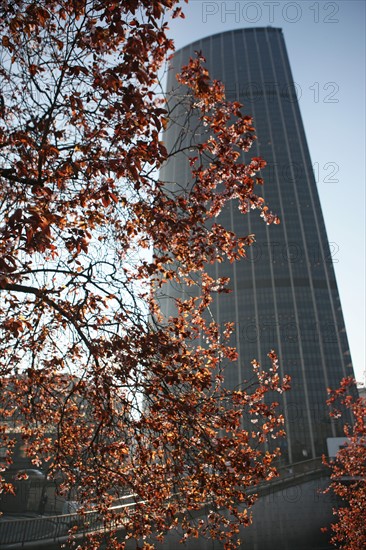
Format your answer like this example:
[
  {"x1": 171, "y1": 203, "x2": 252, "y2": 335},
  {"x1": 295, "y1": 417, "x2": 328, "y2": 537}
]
[{"x1": 160, "y1": 28, "x2": 354, "y2": 464}]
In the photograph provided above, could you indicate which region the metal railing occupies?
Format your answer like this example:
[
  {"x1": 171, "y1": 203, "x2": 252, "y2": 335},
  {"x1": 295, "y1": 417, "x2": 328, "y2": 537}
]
[
  {"x1": 0, "y1": 459, "x2": 329, "y2": 547},
  {"x1": 0, "y1": 494, "x2": 135, "y2": 547}
]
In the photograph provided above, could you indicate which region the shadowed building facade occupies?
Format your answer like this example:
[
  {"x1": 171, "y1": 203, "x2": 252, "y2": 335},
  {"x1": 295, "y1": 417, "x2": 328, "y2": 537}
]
[{"x1": 159, "y1": 27, "x2": 355, "y2": 465}]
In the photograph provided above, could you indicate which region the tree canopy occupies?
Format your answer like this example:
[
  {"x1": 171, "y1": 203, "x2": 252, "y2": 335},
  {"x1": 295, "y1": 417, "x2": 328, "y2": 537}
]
[
  {"x1": 0, "y1": 2, "x2": 287, "y2": 548},
  {"x1": 323, "y1": 378, "x2": 366, "y2": 550}
]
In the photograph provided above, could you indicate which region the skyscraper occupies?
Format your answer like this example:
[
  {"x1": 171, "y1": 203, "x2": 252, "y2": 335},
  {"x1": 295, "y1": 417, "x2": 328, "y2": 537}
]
[{"x1": 160, "y1": 27, "x2": 354, "y2": 465}]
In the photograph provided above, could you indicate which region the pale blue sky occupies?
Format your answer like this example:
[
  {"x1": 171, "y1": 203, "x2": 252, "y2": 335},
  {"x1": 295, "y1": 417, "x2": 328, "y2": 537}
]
[{"x1": 165, "y1": 1, "x2": 365, "y2": 383}]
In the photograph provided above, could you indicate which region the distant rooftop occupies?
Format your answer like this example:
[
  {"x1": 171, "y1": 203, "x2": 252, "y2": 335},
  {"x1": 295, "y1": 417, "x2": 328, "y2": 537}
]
[{"x1": 173, "y1": 26, "x2": 283, "y2": 55}]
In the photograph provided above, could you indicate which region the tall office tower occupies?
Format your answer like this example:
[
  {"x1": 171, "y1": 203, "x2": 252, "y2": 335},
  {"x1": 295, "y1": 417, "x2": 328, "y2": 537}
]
[{"x1": 160, "y1": 27, "x2": 354, "y2": 464}]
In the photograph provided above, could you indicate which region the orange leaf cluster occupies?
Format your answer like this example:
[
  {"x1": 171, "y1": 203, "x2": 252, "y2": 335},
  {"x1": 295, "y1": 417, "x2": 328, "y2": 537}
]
[{"x1": 323, "y1": 378, "x2": 366, "y2": 549}]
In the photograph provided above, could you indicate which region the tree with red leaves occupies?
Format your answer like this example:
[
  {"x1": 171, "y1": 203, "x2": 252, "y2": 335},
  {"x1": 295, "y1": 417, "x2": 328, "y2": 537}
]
[
  {"x1": 323, "y1": 377, "x2": 366, "y2": 550},
  {"x1": 0, "y1": 2, "x2": 287, "y2": 548}
]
